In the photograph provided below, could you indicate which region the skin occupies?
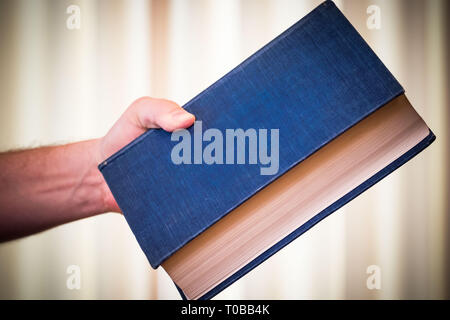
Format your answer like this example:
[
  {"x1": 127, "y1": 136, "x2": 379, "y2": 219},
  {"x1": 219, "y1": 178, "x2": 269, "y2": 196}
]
[{"x1": 0, "y1": 97, "x2": 195, "y2": 242}]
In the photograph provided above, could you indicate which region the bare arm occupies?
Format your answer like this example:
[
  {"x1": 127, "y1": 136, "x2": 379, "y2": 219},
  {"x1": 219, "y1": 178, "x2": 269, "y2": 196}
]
[{"x1": 0, "y1": 97, "x2": 195, "y2": 241}]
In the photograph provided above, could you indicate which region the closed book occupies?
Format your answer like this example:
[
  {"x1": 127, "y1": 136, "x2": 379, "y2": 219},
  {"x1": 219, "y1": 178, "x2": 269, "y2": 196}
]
[{"x1": 99, "y1": 0, "x2": 435, "y2": 300}]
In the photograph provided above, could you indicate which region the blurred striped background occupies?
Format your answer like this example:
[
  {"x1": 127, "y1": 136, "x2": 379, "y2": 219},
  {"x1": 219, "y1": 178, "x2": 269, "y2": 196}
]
[{"x1": 0, "y1": 0, "x2": 448, "y2": 299}]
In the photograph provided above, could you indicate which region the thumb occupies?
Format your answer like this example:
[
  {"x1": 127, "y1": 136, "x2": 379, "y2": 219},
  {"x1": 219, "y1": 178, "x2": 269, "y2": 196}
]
[
  {"x1": 98, "y1": 97, "x2": 195, "y2": 163},
  {"x1": 131, "y1": 97, "x2": 195, "y2": 132}
]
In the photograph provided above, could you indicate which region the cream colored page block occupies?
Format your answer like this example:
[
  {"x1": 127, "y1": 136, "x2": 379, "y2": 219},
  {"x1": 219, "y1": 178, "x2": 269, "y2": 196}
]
[{"x1": 163, "y1": 95, "x2": 430, "y2": 299}]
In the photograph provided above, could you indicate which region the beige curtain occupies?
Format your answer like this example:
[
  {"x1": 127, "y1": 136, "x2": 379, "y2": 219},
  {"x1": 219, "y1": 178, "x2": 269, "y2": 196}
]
[{"x1": 0, "y1": 0, "x2": 448, "y2": 299}]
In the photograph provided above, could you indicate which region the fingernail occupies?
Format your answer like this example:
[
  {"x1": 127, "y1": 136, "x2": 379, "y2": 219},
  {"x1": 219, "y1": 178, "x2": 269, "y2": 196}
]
[{"x1": 172, "y1": 111, "x2": 195, "y2": 123}]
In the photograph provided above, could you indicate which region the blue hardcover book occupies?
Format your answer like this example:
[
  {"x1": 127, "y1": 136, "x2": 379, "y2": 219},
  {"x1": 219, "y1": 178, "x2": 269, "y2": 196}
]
[{"x1": 99, "y1": 1, "x2": 435, "y2": 299}]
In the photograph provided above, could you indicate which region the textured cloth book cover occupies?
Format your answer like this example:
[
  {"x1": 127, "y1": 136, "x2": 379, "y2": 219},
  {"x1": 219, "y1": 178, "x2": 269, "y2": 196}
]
[{"x1": 99, "y1": 1, "x2": 435, "y2": 299}]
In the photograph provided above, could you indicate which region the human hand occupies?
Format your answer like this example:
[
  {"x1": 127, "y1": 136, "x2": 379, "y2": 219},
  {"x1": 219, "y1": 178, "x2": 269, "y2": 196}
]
[{"x1": 95, "y1": 97, "x2": 195, "y2": 212}]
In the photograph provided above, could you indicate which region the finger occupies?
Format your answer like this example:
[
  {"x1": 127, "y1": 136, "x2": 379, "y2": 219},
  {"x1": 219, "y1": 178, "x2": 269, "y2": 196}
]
[{"x1": 129, "y1": 97, "x2": 195, "y2": 132}]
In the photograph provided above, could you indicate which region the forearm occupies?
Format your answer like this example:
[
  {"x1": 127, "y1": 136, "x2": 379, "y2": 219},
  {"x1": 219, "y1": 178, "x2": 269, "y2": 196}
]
[{"x1": 0, "y1": 139, "x2": 109, "y2": 241}]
